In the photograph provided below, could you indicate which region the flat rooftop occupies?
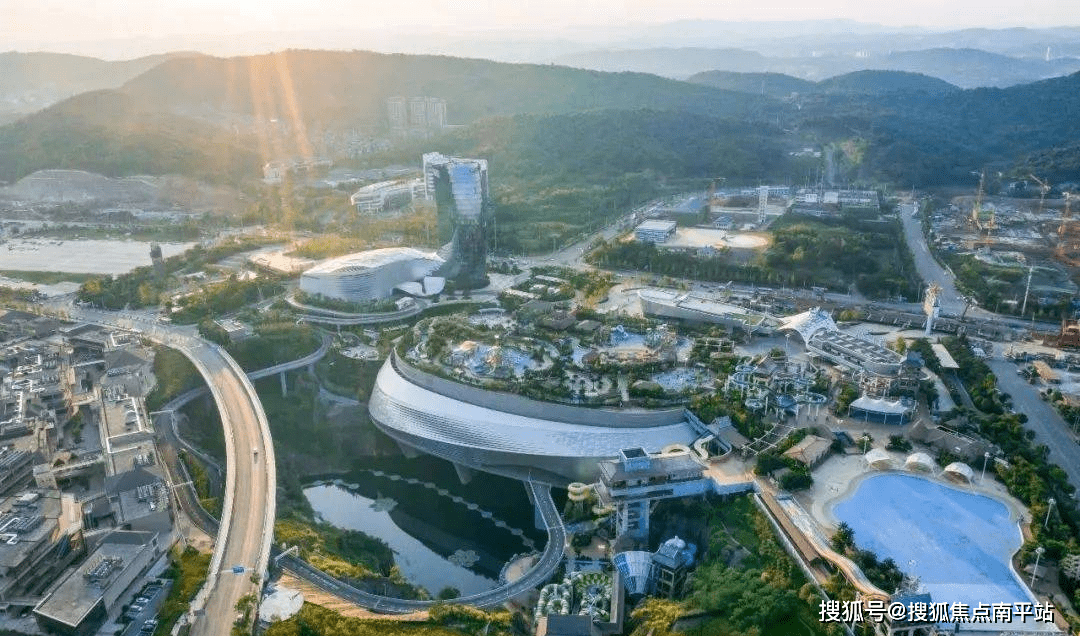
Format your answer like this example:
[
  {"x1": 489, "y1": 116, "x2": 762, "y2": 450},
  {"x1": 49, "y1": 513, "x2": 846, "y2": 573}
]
[
  {"x1": 635, "y1": 220, "x2": 677, "y2": 232},
  {"x1": 811, "y1": 330, "x2": 899, "y2": 365},
  {"x1": 34, "y1": 531, "x2": 154, "y2": 629},
  {"x1": 0, "y1": 491, "x2": 60, "y2": 570}
]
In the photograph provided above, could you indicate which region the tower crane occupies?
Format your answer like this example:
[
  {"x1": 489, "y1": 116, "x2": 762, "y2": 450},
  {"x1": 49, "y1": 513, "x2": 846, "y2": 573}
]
[
  {"x1": 970, "y1": 170, "x2": 986, "y2": 230},
  {"x1": 1029, "y1": 174, "x2": 1051, "y2": 214},
  {"x1": 1059, "y1": 192, "x2": 1073, "y2": 237}
]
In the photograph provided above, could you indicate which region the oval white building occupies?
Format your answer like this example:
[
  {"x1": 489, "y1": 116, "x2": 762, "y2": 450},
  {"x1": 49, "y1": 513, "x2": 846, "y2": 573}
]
[{"x1": 299, "y1": 247, "x2": 445, "y2": 302}]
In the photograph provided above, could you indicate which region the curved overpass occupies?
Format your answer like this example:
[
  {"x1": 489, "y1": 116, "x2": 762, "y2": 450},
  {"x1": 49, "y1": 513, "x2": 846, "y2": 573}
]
[
  {"x1": 279, "y1": 481, "x2": 565, "y2": 612},
  {"x1": 57, "y1": 309, "x2": 276, "y2": 636},
  {"x1": 157, "y1": 333, "x2": 330, "y2": 478}
]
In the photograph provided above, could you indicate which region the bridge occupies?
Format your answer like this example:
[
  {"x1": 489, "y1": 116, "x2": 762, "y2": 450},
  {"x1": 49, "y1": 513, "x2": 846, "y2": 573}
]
[{"x1": 41, "y1": 307, "x2": 276, "y2": 636}]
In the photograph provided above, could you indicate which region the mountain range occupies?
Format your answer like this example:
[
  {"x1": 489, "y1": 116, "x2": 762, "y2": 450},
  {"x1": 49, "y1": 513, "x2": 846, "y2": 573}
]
[
  {"x1": 552, "y1": 46, "x2": 1080, "y2": 87},
  {"x1": 0, "y1": 48, "x2": 1078, "y2": 189}
]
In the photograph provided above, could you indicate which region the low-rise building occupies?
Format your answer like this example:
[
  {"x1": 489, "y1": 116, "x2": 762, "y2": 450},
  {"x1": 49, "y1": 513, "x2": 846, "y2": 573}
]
[
  {"x1": 102, "y1": 466, "x2": 171, "y2": 533},
  {"x1": 34, "y1": 531, "x2": 161, "y2": 636},
  {"x1": 633, "y1": 220, "x2": 676, "y2": 244},
  {"x1": 0, "y1": 490, "x2": 83, "y2": 604},
  {"x1": 650, "y1": 536, "x2": 696, "y2": 598},
  {"x1": 0, "y1": 448, "x2": 34, "y2": 497},
  {"x1": 782, "y1": 435, "x2": 832, "y2": 468}
]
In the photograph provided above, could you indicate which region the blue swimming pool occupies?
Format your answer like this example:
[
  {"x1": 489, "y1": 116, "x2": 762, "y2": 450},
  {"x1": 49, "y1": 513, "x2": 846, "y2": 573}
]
[{"x1": 833, "y1": 473, "x2": 1033, "y2": 608}]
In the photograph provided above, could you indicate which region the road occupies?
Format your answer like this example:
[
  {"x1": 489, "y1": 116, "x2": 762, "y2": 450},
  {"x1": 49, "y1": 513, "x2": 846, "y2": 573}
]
[
  {"x1": 990, "y1": 358, "x2": 1080, "y2": 492},
  {"x1": 899, "y1": 202, "x2": 965, "y2": 314},
  {"x1": 184, "y1": 339, "x2": 274, "y2": 636},
  {"x1": 42, "y1": 305, "x2": 275, "y2": 636},
  {"x1": 278, "y1": 482, "x2": 565, "y2": 612}
]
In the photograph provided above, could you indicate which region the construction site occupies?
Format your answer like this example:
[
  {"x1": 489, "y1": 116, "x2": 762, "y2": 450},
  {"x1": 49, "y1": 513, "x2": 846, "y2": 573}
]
[{"x1": 926, "y1": 173, "x2": 1080, "y2": 316}]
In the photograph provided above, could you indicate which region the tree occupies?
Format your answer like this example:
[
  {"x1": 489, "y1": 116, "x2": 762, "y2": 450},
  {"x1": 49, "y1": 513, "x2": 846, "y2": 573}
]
[
  {"x1": 198, "y1": 319, "x2": 230, "y2": 346},
  {"x1": 831, "y1": 522, "x2": 855, "y2": 553}
]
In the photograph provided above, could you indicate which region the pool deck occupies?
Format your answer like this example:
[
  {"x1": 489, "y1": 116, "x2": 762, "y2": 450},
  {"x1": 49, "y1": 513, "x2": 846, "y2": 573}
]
[{"x1": 799, "y1": 449, "x2": 1030, "y2": 535}]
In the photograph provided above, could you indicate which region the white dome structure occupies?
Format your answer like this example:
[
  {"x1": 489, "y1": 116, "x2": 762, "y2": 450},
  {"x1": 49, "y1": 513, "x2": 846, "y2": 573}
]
[
  {"x1": 905, "y1": 452, "x2": 937, "y2": 473},
  {"x1": 943, "y1": 462, "x2": 975, "y2": 484},
  {"x1": 864, "y1": 448, "x2": 894, "y2": 470}
]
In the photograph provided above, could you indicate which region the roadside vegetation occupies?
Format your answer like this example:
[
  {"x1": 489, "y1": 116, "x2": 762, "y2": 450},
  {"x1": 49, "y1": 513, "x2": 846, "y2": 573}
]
[
  {"x1": 314, "y1": 350, "x2": 382, "y2": 401},
  {"x1": 178, "y1": 450, "x2": 221, "y2": 519},
  {"x1": 170, "y1": 274, "x2": 284, "y2": 324},
  {"x1": 264, "y1": 603, "x2": 520, "y2": 636},
  {"x1": 76, "y1": 236, "x2": 276, "y2": 309},
  {"x1": 146, "y1": 346, "x2": 202, "y2": 411},
  {"x1": 295, "y1": 291, "x2": 397, "y2": 315},
  {"x1": 0, "y1": 270, "x2": 96, "y2": 284},
  {"x1": 933, "y1": 335, "x2": 1080, "y2": 627},
  {"x1": 154, "y1": 546, "x2": 211, "y2": 636}
]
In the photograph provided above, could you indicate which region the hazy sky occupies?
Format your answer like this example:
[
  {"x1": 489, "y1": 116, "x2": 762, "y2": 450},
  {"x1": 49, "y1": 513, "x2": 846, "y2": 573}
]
[{"x1": 3, "y1": 0, "x2": 1078, "y2": 50}]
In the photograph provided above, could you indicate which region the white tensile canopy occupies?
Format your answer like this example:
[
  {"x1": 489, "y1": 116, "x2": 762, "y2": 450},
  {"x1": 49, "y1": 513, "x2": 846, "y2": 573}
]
[
  {"x1": 865, "y1": 448, "x2": 894, "y2": 470},
  {"x1": 943, "y1": 462, "x2": 975, "y2": 484},
  {"x1": 905, "y1": 452, "x2": 936, "y2": 473}
]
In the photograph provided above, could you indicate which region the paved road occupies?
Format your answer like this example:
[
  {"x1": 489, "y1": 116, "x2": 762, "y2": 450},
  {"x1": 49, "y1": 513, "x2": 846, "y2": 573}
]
[
  {"x1": 279, "y1": 481, "x2": 565, "y2": 612},
  {"x1": 899, "y1": 201, "x2": 965, "y2": 314},
  {"x1": 45, "y1": 306, "x2": 275, "y2": 636},
  {"x1": 182, "y1": 340, "x2": 274, "y2": 636},
  {"x1": 989, "y1": 358, "x2": 1080, "y2": 492}
]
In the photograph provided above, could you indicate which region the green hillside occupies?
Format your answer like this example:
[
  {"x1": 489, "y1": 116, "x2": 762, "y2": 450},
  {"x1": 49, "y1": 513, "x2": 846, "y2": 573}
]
[
  {"x1": 0, "y1": 90, "x2": 259, "y2": 183},
  {"x1": 685, "y1": 71, "x2": 814, "y2": 97},
  {"x1": 114, "y1": 49, "x2": 765, "y2": 128},
  {"x1": 688, "y1": 69, "x2": 955, "y2": 96}
]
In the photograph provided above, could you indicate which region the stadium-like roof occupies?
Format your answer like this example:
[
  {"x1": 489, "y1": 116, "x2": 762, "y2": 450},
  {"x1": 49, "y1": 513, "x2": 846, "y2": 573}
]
[{"x1": 304, "y1": 247, "x2": 442, "y2": 275}]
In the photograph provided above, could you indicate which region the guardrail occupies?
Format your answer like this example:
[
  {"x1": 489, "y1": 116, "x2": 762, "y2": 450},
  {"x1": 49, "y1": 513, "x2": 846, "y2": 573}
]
[{"x1": 277, "y1": 481, "x2": 565, "y2": 612}]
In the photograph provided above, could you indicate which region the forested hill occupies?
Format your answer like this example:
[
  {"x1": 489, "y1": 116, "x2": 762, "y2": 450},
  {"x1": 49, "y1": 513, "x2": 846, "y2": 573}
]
[
  {"x1": 1, "y1": 48, "x2": 1079, "y2": 187},
  {"x1": 688, "y1": 69, "x2": 956, "y2": 96},
  {"x1": 0, "y1": 52, "x2": 198, "y2": 95},
  {"x1": 796, "y1": 71, "x2": 1080, "y2": 184},
  {"x1": 0, "y1": 90, "x2": 260, "y2": 183},
  {"x1": 112, "y1": 50, "x2": 765, "y2": 127}
]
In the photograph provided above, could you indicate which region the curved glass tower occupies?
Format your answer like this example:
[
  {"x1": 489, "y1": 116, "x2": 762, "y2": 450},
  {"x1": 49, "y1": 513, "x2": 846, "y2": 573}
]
[{"x1": 422, "y1": 152, "x2": 490, "y2": 289}]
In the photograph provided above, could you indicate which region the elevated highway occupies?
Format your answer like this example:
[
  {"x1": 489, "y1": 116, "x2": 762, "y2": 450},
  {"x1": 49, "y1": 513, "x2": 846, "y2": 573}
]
[{"x1": 40, "y1": 307, "x2": 276, "y2": 636}]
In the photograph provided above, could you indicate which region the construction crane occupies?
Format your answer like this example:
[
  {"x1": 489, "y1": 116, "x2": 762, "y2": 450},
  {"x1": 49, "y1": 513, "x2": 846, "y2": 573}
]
[
  {"x1": 1055, "y1": 192, "x2": 1080, "y2": 267},
  {"x1": 1059, "y1": 192, "x2": 1073, "y2": 237},
  {"x1": 970, "y1": 170, "x2": 986, "y2": 229},
  {"x1": 1030, "y1": 174, "x2": 1051, "y2": 214}
]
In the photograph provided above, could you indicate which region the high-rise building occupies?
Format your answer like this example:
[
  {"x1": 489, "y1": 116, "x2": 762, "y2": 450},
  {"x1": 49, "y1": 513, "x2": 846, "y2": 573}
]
[
  {"x1": 149, "y1": 243, "x2": 164, "y2": 279},
  {"x1": 422, "y1": 152, "x2": 491, "y2": 288},
  {"x1": 388, "y1": 97, "x2": 446, "y2": 133}
]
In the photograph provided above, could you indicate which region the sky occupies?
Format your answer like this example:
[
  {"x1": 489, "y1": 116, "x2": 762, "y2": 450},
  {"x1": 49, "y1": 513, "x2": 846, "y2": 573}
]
[{"x1": 3, "y1": 0, "x2": 1079, "y2": 53}]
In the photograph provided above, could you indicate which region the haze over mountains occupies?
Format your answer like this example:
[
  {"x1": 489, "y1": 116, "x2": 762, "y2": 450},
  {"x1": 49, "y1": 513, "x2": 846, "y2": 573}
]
[
  {"x1": 1, "y1": 19, "x2": 1080, "y2": 193},
  {"x1": 0, "y1": 51, "x2": 200, "y2": 125},
  {"x1": 554, "y1": 46, "x2": 1080, "y2": 88},
  {"x1": 0, "y1": 47, "x2": 1078, "y2": 191}
]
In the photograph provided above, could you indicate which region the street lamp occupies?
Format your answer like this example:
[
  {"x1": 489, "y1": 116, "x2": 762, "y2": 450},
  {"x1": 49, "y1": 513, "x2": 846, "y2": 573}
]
[
  {"x1": 981, "y1": 452, "x2": 991, "y2": 483},
  {"x1": 1030, "y1": 546, "x2": 1045, "y2": 589},
  {"x1": 1045, "y1": 497, "x2": 1056, "y2": 529}
]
